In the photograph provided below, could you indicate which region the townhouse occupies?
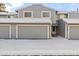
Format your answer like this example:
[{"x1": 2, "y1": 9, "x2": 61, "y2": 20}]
[
  {"x1": 0, "y1": 4, "x2": 79, "y2": 39},
  {"x1": 57, "y1": 11, "x2": 79, "y2": 40},
  {"x1": 0, "y1": 4, "x2": 53, "y2": 39}
]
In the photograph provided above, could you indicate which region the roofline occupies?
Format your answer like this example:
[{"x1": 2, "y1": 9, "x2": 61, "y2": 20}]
[
  {"x1": 0, "y1": 12, "x2": 18, "y2": 16},
  {"x1": 0, "y1": 23, "x2": 51, "y2": 24},
  {"x1": 15, "y1": 4, "x2": 32, "y2": 11},
  {"x1": 16, "y1": 4, "x2": 57, "y2": 12}
]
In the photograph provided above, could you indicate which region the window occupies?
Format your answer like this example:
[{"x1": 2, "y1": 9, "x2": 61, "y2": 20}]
[
  {"x1": 42, "y1": 11, "x2": 51, "y2": 18},
  {"x1": 24, "y1": 11, "x2": 32, "y2": 17}
]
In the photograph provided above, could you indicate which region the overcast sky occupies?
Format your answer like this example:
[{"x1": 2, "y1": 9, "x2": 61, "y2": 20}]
[{"x1": 3, "y1": 3, "x2": 79, "y2": 12}]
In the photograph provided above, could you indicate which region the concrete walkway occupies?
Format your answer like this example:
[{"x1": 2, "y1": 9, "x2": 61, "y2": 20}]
[{"x1": 0, "y1": 36, "x2": 79, "y2": 55}]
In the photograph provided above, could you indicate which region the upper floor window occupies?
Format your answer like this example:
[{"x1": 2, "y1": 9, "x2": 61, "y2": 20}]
[
  {"x1": 23, "y1": 11, "x2": 33, "y2": 18},
  {"x1": 41, "y1": 11, "x2": 51, "y2": 18}
]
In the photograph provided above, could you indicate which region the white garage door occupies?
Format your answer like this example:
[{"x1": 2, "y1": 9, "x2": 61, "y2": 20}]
[
  {"x1": 0, "y1": 24, "x2": 11, "y2": 39},
  {"x1": 68, "y1": 25, "x2": 79, "y2": 39},
  {"x1": 16, "y1": 25, "x2": 49, "y2": 39}
]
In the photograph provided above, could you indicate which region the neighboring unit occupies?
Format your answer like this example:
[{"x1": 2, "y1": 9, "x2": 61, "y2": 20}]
[
  {"x1": 0, "y1": 12, "x2": 18, "y2": 18},
  {"x1": 0, "y1": 4, "x2": 79, "y2": 39},
  {"x1": 57, "y1": 11, "x2": 79, "y2": 19},
  {"x1": 68, "y1": 11, "x2": 79, "y2": 19},
  {"x1": 58, "y1": 19, "x2": 79, "y2": 40}
]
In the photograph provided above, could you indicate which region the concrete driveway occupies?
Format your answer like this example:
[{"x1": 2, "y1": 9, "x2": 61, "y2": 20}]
[{"x1": 0, "y1": 36, "x2": 79, "y2": 55}]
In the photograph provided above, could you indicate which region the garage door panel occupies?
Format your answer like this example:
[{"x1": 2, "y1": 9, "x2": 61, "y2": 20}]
[
  {"x1": 69, "y1": 26, "x2": 79, "y2": 39},
  {"x1": 0, "y1": 26, "x2": 9, "y2": 39},
  {"x1": 18, "y1": 26, "x2": 48, "y2": 39}
]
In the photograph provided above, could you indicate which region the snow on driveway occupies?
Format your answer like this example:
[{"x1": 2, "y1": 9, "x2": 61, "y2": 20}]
[{"x1": 0, "y1": 36, "x2": 79, "y2": 55}]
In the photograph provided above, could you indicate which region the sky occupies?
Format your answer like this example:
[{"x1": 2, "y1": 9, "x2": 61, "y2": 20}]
[
  {"x1": 1, "y1": 0, "x2": 79, "y2": 12},
  {"x1": 1, "y1": 3, "x2": 79, "y2": 12},
  {"x1": 4, "y1": 3, "x2": 79, "y2": 12}
]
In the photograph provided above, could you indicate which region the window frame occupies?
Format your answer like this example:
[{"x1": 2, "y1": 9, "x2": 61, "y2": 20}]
[
  {"x1": 23, "y1": 11, "x2": 33, "y2": 18},
  {"x1": 41, "y1": 11, "x2": 51, "y2": 18}
]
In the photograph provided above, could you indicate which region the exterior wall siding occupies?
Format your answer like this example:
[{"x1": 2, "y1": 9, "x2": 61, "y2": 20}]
[
  {"x1": 68, "y1": 12, "x2": 79, "y2": 19},
  {"x1": 18, "y1": 5, "x2": 57, "y2": 23}
]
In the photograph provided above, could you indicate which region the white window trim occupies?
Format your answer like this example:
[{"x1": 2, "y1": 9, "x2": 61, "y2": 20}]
[
  {"x1": 23, "y1": 11, "x2": 33, "y2": 18},
  {"x1": 16, "y1": 24, "x2": 49, "y2": 38},
  {"x1": 41, "y1": 11, "x2": 51, "y2": 18},
  {"x1": 0, "y1": 24, "x2": 11, "y2": 38}
]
